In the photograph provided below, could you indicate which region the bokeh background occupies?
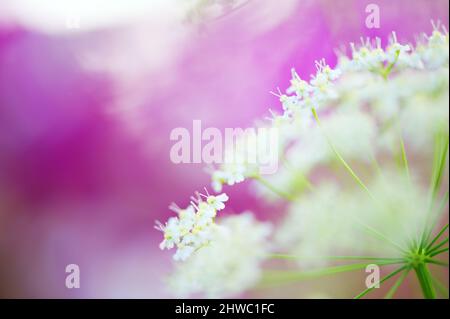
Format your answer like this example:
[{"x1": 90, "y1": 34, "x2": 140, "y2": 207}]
[{"x1": 0, "y1": 0, "x2": 448, "y2": 298}]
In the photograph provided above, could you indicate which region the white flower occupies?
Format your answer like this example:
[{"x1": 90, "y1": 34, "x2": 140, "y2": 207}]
[
  {"x1": 287, "y1": 68, "x2": 314, "y2": 98},
  {"x1": 279, "y1": 93, "x2": 301, "y2": 113},
  {"x1": 156, "y1": 217, "x2": 182, "y2": 250},
  {"x1": 169, "y1": 212, "x2": 272, "y2": 297},
  {"x1": 156, "y1": 191, "x2": 230, "y2": 261},
  {"x1": 309, "y1": 59, "x2": 340, "y2": 101},
  {"x1": 386, "y1": 32, "x2": 412, "y2": 63},
  {"x1": 177, "y1": 206, "x2": 196, "y2": 233},
  {"x1": 211, "y1": 162, "x2": 246, "y2": 191},
  {"x1": 349, "y1": 38, "x2": 386, "y2": 71},
  {"x1": 173, "y1": 245, "x2": 196, "y2": 262},
  {"x1": 206, "y1": 193, "x2": 229, "y2": 211},
  {"x1": 196, "y1": 201, "x2": 217, "y2": 220},
  {"x1": 162, "y1": 25, "x2": 449, "y2": 298},
  {"x1": 417, "y1": 28, "x2": 449, "y2": 69},
  {"x1": 269, "y1": 59, "x2": 340, "y2": 119}
]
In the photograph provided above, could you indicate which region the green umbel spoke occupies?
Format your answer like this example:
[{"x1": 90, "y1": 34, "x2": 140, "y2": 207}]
[
  {"x1": 425, "y1": 258, "x2": 448, "y2": 267},
  {"x1": 428, "y1": 238, "x2": 449, "y2": 255},
  {"x1": 268, "y1": 254, "x2": 404, "y2": 263},
  {"x1": 260, "y1": 261, "x2": 404, "y2": 286},
  {"x1": 311, "y1": 108, "x2": 374, "y2": 200},
  {"x1": 423, "y1": 194, "x2": 448, "y2": 248},
  {"x1": 399, "y1": 136, "x2": 411, "y2": 182},
  {"x1": 426, "y1": 223, "x2": 448, "y2": 251},
  {"x1": 357, "y1": 222, "x2": 408, "y2": 253},
  {"x1": 354, "y1": 265, "x2": 408, "y2": 299},
  {"x1": 420, "y1": 133, "x2": 449, "y2": 247},
  {"x1": 430, "y1": 133, "x2": 448, "y2": 203},
  {"x1": 384, "y1": 267, "x2": 411, "y2": 299},
  {"x1": 429, "y1": 247, "x2": 448, "y2": 258}
]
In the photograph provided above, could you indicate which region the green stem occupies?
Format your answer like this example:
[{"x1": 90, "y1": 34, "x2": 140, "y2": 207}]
[
  {"x1": 428, "y1": 238, "x2": 448, "y2": 255},
  {"x1": 259, "y1": 261, "x2": 403, "y2": 287},
  {"x1": 420, "y1": 131, "x2": 449, "y2": 249},
  {"x1": 426, "y1": 222, "x2": 449, "y2": 251},
  {"x1": 357, "y1": 222, "x2": 408, "y2": 253},
  {"x1": 354, "y1": 265, "x2": 407, "y2": 299},
  {"x1": 268, "y1": 254, "x2": 404, "y2": 263},
  {"x1": 311, "y1": 108, "x2": 374, "y2": 201},
  {"x1": 380, "y1": 50, "x2": 399, "y2": 80},
  {"x1": 414, "y1": 263, "x2": 436, "y2": 299},
  {"x1": 399, "y1": 136, "x2": 411, "y2": 182},
  {"x1": 429, "y1": 247, "x2": 448, "y2": 258},
  {"x1": 423, "y1": 196, "x2": 449, "y2": 248},
  {"x1": 429, "y1": 132, "x2": 449, "y2": 206},
  {"x1": 425, "y1": 258, "x2": 448, "y2": 267}
]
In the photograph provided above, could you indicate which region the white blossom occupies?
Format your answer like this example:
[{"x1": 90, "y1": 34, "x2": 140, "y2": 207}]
[
  {"x1": 168, "y1": 213, "x2": 272, "y2": 297},
  {"x1": 206, "y1": 193, "x2": 229, "y2": 210},
  {"x1": 155, "y1": 191, "x2": 229, "y2": 261},
  {"x1": 417, "y1": 28, "x2": 449, "y2": 69},
  {"x1": 162, "y1": 25, "x2": 449, "y2": 298}
]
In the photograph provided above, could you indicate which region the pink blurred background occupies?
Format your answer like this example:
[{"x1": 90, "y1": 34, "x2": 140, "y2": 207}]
[{"x1": 0, "y1": 0, "x2": 448, "y2": 298}]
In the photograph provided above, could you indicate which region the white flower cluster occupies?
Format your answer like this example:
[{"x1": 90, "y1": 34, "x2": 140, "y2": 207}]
[
  {"x1": 254, "y1": 26, "x2": 449, "y2": 201},
  {"x1": 161, "y1": 25, "x2": 449, "y2": 298},
  {"x1": 339, "y1": 28, "x2": 448, "y2": 72},
  {"x1": 155, "y1": 191, "x2": 228, "y2": 261},
  {"x1": 276, "y1": 59, "x2": 341, "y2": 117},
  {"x1": 168, "y1": 213, "x2": 272, "y2": 298},
  {"x1": 340, "y1": 33, "x2": 423, "y2": 72},
  {"x1": 209, "y1": 59, "x2": 342, "y2": 192},
  {"x1": 416, "y1": 27, "x2": 450, "y2": 69},
  {"x1": 271, "y1": 26, "x2": 449, "y2": 266}
]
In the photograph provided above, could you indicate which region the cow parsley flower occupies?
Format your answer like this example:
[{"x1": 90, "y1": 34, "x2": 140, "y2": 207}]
[
  {"x1": 206, "y1": 192, "x2": 229, "y2": 210},
  {"x1": 287, "y1": 68, "x2": 314, "y2": 98},
  {"x1": 156, "y1": 191, "x2": 229, "y2": 261},
  {"x1": 168, "y1": 212, "x2": 272, "y2": 298},
  {"x1": 270, "y1": 59, "x2": 341, "y2": 119},
  {"x1": 386, "y1": 32, "x2": 412, "y2": 62},
  {"x1": 348, "y1": 37, "x2": 387, "y2": 71},
  {"x1": 417, "y1": 26, "x2": 449, "y2": 69},
  {"x1": 211, "y1": 164, "x2": 246, "y2": 192},
  {"x1": 161, "y1": 25, "x2": 449, "y2": 299}
]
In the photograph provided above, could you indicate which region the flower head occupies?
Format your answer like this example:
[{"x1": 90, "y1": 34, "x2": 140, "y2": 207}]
[
  {"x1": 206, "y1": 193, "x2": 229, "y2": 211},
  {"x1": 168, "y1": 213, "x2": 272, "y2": 298},
  {"x1": 161, "y1": 24, "x2": 449, "y2": 299},
  {"x1": 156, "y1": 191, "x2": 229, "y2": 261}
]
